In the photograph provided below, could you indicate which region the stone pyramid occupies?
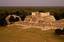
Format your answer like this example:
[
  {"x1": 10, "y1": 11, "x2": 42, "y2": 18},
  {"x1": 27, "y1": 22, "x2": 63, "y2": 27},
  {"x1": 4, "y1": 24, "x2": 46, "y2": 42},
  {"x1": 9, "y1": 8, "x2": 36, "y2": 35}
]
[{"x1": 21, "y1": 12, "x2": 56, "y2": 30}]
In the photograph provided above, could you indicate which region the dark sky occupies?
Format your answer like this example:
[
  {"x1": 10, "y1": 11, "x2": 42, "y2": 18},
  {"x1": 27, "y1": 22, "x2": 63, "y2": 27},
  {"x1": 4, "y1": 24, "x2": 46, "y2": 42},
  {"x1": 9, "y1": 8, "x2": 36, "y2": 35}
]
[{"x1": 0, "y1": 0, "x2": 64, "y2": 6}]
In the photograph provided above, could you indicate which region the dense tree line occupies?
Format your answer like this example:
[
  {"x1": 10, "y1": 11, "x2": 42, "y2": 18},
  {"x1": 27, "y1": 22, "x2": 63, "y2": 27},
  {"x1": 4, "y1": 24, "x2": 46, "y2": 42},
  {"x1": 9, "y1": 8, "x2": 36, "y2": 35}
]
[{"x1": 0, "y1": 7, "x2": 64, "y2": 20}]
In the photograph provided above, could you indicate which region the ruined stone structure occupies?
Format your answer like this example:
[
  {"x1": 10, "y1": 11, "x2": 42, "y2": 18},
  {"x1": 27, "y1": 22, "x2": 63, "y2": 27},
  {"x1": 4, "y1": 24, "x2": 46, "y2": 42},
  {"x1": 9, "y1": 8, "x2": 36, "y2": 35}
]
[
  {"x1": 5, "y1": 15, "x2": 21, "y2": 25},
  {"x1": 21, "y1": 12, "x2": 56, "y2": 30},
  {"x1": 6, "y1": 12, "x2": 64, "y2": 31}
]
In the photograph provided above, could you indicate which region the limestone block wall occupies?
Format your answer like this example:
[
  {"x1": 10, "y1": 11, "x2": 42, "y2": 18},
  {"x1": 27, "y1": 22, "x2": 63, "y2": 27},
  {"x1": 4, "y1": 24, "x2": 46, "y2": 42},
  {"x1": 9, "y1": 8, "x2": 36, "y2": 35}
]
[
  {"x1": 40, "y1": 12, "x2": 50, "y2": 17},
  {"x1": 32, "y1": 12, "x2": 50, "y2": 17}
]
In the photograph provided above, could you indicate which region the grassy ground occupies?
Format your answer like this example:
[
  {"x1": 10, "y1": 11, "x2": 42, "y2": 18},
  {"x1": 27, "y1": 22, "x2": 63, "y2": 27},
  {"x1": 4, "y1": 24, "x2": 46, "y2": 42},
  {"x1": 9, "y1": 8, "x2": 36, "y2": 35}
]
[{"x1": 0, "y1": 27, "x2": 64, "y2": 42}]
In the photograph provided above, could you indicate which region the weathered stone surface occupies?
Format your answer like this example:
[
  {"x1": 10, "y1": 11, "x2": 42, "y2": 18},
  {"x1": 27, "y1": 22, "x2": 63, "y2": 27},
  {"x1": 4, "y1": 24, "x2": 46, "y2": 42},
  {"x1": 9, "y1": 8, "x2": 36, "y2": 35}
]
[{"x1": 5, "y1": 15, "x2": 21, "y2": 25}]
